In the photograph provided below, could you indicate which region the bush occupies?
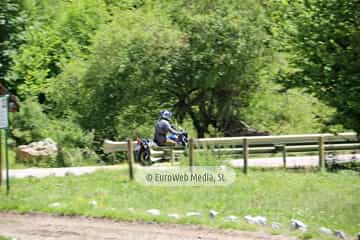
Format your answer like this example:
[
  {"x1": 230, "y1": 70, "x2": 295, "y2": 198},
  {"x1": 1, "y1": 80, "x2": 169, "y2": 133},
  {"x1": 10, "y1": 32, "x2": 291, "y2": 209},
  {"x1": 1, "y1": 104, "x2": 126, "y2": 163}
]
[
  {"x1": 240, "y1": 80, "x2": 345, "y2": 134},
  {"x1": 10, "y1": 98, "x2": 98, "y2": 167}
]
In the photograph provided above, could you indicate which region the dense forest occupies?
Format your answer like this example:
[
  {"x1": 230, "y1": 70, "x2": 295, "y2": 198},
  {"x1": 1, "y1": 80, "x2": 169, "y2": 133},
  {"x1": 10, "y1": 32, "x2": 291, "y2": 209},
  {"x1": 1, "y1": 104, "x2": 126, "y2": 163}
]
[{"x1": 0, "y1": 0, "x2": 359, "y2": 165}]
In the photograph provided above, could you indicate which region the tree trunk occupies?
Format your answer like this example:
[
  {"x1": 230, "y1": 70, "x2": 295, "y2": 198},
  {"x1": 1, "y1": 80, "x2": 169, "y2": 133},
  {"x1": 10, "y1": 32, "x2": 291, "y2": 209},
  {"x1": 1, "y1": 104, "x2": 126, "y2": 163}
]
[{"x1": 188, "y1": 109, "x2": 207, "y2": 138}]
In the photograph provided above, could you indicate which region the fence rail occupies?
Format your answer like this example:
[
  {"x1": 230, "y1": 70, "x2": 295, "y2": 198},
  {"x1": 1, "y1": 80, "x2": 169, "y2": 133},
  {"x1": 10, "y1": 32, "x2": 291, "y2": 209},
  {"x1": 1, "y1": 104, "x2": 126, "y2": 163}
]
[{"x1": 103, "y1": 132, "x2": 359, "y2": 178}]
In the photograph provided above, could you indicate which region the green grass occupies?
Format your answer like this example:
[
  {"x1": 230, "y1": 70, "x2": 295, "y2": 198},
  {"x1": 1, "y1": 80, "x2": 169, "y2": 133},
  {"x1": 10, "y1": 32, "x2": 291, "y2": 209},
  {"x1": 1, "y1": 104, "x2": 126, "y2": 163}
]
[
  {"x1": 0, "y1": 236, "x2": 10, "y2": 240},
  {"x1": 0, "y1": 168, "x2": 359, "y2": 239}
]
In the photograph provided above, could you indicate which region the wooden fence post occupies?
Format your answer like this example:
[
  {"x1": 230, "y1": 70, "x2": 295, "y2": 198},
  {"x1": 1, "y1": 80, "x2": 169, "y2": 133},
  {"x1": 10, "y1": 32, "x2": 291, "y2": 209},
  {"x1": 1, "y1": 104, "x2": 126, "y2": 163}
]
[
  {"x1": 127, "y1": 139, "x2": 134, "y2": 180},
  {"x1": 189, "y1": 138, "x2": 194, "y2": 168},
  {"x1": 243, "y1": 138, "x2": 248, "y2": 174},
  {"x1": 282, "y1": 145, "x2": 287, "y2": 169},
  {"x1": 319, "y1": 136, "x2": 325, "y2": 171}
]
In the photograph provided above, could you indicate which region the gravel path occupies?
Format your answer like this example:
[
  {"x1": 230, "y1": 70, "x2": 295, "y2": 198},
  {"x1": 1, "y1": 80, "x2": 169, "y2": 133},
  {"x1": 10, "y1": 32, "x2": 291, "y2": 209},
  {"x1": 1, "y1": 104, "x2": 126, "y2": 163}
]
[{"x1": 0, "y1": 212, "x2": 296, "y2": 240}]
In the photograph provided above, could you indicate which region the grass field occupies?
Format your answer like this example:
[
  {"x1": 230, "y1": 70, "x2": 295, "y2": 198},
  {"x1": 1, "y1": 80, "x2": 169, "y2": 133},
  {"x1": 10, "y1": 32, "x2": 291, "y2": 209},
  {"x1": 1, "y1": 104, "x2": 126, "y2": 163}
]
[{"x1": 0, "y1": 168, "x2": 359, "y2": 239}]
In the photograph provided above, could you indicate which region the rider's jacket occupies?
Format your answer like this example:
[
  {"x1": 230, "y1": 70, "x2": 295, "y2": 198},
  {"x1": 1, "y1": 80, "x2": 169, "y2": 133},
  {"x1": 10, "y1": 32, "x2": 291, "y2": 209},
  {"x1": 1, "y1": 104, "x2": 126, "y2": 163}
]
[{"x1": 154, "y1": 118, "x2": 182, "y2": 145}]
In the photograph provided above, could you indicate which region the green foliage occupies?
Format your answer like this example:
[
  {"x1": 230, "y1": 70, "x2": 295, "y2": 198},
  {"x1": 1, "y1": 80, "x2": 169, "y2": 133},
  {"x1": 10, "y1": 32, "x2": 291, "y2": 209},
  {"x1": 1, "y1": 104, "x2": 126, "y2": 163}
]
[
  {"x1": 50, "y1": 8, "x2": 182, "y2": 139},
  {"x1": 6, "y1": 0, "x2": 110, "y2": 98},
  {"x1": 278, "y1": 0, "x2": 360, "y2": 133},
  {"x1": 10, "y1": 98, "x2": 94, "y2": 148},
  {"x1": 1, "y1": 0, "x2": 356, "y2": 166},
  {"x1": 241, "y1": 80, "x2": 344, "y2": 134},
  {"x1": 162, "y1": 0, "x2": 272, "y2": 137},
  {"x1": 0, "y1": 0, "x2": 27, "y2": 84},
  {"x1": 10, "y1": 99, "x2": 98, "y2": 167},
  {"x1": 50, "y1": 1, "x2": 273, "y2": 139}
]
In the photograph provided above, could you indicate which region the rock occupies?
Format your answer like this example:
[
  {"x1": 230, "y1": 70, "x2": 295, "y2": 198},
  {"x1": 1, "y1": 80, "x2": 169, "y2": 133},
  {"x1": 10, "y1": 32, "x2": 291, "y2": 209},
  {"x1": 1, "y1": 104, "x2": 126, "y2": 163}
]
[
  {"x1": 209, "y1": 210, "x2": 218, "y2": 218},
  {"x1": 290, "y1": 219, "x2": 307, "y2": 231},
  {"x1": 334, "y1": 230, "x2": 347, "y2": 240},
  {"x1": 271, "y1": 222, "x2": 281, "y2": 230},
  {"x1": 253, "y1": 216, "x2": 267, "y2": 225},
  {"x1": 186, "y1": 212, "x2": 201, "y2": 217},
  {"x1": 319, "y1": 227, "x2": 332, "y2": 235},
  {"x1": 16, "y1": 138, "x2": 58, "y2": 163},
  {"x1": 90, "y1": 200, "x2": 97, "y2": 207},
  {"x1": 49, "y1": 202, "x2": 60, "y2": 208},
  {"x1": 244, "y1": 215, "x2": 267, "y2": 225},
  {"x1": 146, "y1": 209, "x2": 160, "y2": 216},
  {"x1": 225, "y1": 215, "x2": 238, "y2": 222},
  {"x1": 168, "y1": 213, "x2": 180, "y2": 219},
  {"x1": 244, "y1": 215, "x2": 256, "y2": 224}
]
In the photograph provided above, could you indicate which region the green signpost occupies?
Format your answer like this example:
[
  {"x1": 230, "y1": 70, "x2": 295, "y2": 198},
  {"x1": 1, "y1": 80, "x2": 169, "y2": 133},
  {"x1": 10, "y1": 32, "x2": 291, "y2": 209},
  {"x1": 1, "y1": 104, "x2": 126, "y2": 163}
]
[{"x1": 0, "y1": 95, "x2": 10, "y2": 194}]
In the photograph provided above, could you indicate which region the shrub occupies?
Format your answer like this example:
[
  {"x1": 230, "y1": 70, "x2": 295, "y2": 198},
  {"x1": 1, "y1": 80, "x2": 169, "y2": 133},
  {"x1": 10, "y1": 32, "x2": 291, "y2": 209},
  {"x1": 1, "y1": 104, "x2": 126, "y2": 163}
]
[{"x1": 10, "y1": 98, "x2": 97, "y2": 167}]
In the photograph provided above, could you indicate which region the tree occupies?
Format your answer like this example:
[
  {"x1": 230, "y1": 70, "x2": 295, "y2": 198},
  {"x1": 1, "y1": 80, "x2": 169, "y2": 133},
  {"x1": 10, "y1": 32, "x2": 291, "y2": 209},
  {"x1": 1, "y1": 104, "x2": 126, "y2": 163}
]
[
  {"x1": 156, "y1": 0, "x2": 273, "y2": 137},
  {"x1": 48, "y1": 9, "x2": 182, "y2": 139},
  {"x1": 5, "y1": 0, "x2": 110, "y2": 100},
  {"x1": 50, "y1": 1, "x2": 273, "y2": 139},
  {"x1": 280, "y1": 0, "x2": 360, "y2": 133},
  {"x1": 0, "y1": 0, "x2": 27, "y2": 86}
]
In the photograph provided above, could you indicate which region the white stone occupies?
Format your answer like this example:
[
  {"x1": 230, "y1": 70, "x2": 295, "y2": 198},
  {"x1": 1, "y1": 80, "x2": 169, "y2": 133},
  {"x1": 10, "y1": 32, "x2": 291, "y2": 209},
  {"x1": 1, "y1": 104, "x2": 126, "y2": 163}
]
[
  {"x1": 334, "y1": 230, "x2": 347, "y2": 240},
  {"x1": 186, "y1": 212, "x2": 201, "y2": 217},
  {"x1": 226, "y1": 215, "x2": 238, "y2": 222},
  {"x1": 253, "y1": 216, "x2": 267, "y2": 225},
  {"x1": 90, "y1": 200, "x2": 97, "y2": 207},
  {"x1": 272, "y1": 222, "x2": 281, "y2": 230},
  {"x1": 319, "y1": 227, "x2": 332, "y2": 235},
  {"x1": 209, "y1": 210, "x2": 218, "y2": 218},
  {"x1": 244, "y1": 215, "x2": 267, "y2": 225},
  {"x1": 291, "y1": 219, "x2": 307, "y2": 231},
  {"x1": 244, "y1": 215, "x2": 256, "y2": 224},
  {"x1": 146, "y1": 209, "x2": 160, "y2": 216},
  {"x1": 168, "y1": 213, "x2": 180, "y2": 219},
  {"x1": 49, "y1": 202, "x2": 60, "y2": 208}
]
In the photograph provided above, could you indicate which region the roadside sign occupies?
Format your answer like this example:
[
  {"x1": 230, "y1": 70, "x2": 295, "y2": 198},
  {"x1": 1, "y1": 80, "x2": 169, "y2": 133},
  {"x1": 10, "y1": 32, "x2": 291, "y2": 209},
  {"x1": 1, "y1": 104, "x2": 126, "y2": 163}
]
[
  {"x1": 0, "y1": 95, "x2": 8, "y2": 129},
  {"x1": 0, "y1": 95, "x2": 9, "y2": 194}
]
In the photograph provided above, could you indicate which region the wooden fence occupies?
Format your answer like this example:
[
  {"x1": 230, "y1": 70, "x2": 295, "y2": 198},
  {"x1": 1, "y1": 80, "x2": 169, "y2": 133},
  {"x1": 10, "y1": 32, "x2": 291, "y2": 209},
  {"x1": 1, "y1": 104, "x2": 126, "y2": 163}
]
[{"x1": 103, "y1": 132, "x2": 359, "y2": 178}]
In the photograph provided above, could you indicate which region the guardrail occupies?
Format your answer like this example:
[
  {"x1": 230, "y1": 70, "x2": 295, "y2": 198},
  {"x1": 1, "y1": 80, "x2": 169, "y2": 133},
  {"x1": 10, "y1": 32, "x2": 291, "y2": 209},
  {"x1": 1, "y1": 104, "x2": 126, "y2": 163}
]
[{"x1": 103, "y1": 132, "x2": 359, "y2": 178}]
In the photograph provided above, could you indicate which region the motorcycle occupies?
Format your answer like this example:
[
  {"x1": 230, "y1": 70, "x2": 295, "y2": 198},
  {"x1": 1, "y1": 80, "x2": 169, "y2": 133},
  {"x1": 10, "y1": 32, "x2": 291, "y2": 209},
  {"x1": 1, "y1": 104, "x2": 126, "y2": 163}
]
[{"x1": 135, "y1": 131, "x2": 189, "y2": 165}]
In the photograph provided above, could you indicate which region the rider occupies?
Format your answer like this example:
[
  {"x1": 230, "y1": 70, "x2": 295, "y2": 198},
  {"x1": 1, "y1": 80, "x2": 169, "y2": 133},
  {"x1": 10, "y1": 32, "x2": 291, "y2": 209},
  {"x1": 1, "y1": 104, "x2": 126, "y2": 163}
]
[{"x1": 154, "y1": 110, "x2": 183, "y2": 146}]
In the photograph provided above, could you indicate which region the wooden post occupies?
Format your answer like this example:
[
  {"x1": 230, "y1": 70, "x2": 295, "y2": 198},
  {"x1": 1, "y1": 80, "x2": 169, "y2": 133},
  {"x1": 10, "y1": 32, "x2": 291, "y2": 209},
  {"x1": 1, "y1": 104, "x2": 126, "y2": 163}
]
[
  {"x1": 168, "y1": 147, "x2": 175, "y2": 165},
  {"x1": 189, "y1": 138, "x2": 194, "y2": 168},
  {"x1": 319, "y1": 136, "x2": 325, "y2": 171},
  {"x1": 282, "y1": 145, "x2": 287, "y2": 169},
  {"x1": 243, "y1": 138, "x2": 248, "y2": 174},
  {"x1": 127, "y1": 139, "x2": 134, "y2": 180}
]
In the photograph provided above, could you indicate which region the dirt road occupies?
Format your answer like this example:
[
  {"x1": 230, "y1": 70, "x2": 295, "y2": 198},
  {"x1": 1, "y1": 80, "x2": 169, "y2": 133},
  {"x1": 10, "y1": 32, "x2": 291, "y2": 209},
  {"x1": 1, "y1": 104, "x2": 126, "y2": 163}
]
[{"x1": 0, "y1": 212, "x2": 295, "y2": 240}]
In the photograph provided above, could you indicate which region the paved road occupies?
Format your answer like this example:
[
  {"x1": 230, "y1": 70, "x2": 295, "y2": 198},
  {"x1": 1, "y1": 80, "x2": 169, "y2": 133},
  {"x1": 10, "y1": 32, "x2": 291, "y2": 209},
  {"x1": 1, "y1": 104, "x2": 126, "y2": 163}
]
[
  {"x1": 0, "y1": 212, "x2": 295, "y2": 240},
  {"x1": 229, "y1": 153, "x2": 360, "y2": 168},
  {"x1": 1, "y1": 165, "x2": 125, "y2": 179},
  {"x1": 1, "y1": 153, "x2": 359, "y2": 179}
]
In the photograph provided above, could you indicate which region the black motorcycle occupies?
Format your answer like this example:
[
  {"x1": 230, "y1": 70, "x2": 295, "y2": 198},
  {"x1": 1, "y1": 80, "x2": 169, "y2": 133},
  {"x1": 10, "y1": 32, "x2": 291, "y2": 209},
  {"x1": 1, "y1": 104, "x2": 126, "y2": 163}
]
[
  {"x1": 135, "y1": 132, "x2": 188, "y2": 165},
  {"x1": 135, "y1": 138, "x2": 153, "y2": 165}
]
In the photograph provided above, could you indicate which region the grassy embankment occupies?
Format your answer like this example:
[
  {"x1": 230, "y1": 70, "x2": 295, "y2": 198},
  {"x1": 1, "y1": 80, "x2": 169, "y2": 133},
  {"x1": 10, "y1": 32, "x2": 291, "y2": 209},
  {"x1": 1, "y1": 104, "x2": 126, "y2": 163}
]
[{"x1": 0, "y1": 166, "x2": 359, "y2": 239}]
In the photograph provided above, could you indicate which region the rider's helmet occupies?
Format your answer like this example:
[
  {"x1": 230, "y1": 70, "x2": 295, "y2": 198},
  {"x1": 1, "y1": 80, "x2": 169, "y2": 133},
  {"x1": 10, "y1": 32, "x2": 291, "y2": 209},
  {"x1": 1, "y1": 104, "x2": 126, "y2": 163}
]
[{"x1": 160, "y1": 110, "x2": 172, "y2": 121}]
